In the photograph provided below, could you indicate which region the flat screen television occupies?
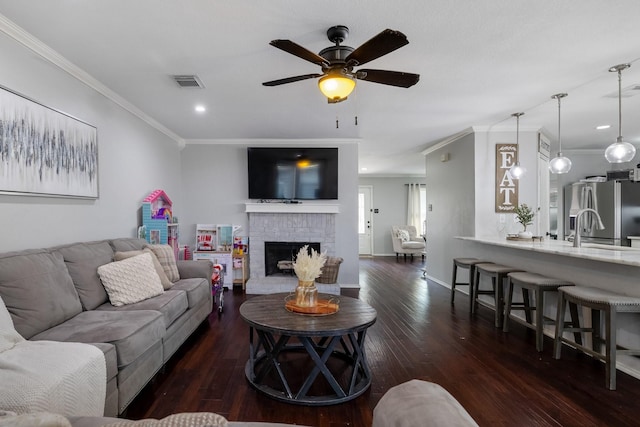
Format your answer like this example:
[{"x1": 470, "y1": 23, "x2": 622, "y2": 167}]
[{"x1": 247, "y1": 147, "x2": 338, "y2": 200}]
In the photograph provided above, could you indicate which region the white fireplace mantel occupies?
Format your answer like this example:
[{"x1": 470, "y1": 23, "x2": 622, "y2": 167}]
[{"x1": 245, "y1": 202, "x2": 340, "y2": 214}]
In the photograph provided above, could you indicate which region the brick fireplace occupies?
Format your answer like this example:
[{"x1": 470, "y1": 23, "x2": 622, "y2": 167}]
[{"x1": 245, "y1": 205, "x2": 340, "y2": 294}]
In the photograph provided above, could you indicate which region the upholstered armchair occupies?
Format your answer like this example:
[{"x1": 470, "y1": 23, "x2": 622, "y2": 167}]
[{"x1": 391, "y1": 225, "x2": 425, "y2": 260}]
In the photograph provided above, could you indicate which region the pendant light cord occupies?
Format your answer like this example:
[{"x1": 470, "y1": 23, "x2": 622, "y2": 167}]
[
  {"x1": 618, "y1": 67, "x2": 623, "y2": 141},
  {"x1": 511, "y1": 112, "x2": 524, "y2": 162},
  {"x1": 557, "y1": 96, "x2": 562, "y2": 151}
]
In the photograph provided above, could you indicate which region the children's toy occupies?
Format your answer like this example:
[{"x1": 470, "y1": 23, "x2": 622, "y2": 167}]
[
  {"x1": 141, "y1": 189, "x2": 179, "y2": 258},
  {"x1": 212, "y1": 263, "x2": 224, "y2": 313}
]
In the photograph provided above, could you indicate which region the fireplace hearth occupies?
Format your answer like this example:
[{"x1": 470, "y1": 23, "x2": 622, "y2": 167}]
[{"x1": 264, "y1": 241, "x2": 321, "y2": 276}]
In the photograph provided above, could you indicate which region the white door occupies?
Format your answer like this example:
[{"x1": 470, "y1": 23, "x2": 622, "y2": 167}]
[{"x1": 358, "y1": 186, "x2": 373, "y2": 255}]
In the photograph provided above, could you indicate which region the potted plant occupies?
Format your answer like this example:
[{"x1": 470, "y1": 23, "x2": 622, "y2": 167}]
[{"x1": 514, "y1": 203, "x2": 535, "y2": 239}]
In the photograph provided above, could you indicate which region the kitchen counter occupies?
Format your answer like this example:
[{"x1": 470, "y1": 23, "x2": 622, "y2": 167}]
[
  {"x1": 456, "y1": 236, "x2": 640, "y2": 267},
  {"x1": 456, "y1": 235, "x2": 640, "y2": 380}
]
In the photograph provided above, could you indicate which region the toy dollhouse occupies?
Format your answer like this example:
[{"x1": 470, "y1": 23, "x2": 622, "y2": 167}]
[{"x1": 142, "y1": 189, "x2": 179, "y2": 258}]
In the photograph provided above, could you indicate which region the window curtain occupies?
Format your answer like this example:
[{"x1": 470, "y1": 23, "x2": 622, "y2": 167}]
[{"x1": 407, "y1": 183, "x2": 423, "y2": 232}]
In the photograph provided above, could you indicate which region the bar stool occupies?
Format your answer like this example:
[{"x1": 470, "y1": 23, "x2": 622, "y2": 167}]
[
  {"x1": 451, "y1": 258, "x2": 492, "y2": 313},
  {"x1": 473, "y1": 263, "x2": 524, "y2": 328},
  {"x1": 553, "y1": 286, "x2": 640, "y2": 390},
  {"x1": 503, "y1": 272, "x2": 575, "y2": 352}
]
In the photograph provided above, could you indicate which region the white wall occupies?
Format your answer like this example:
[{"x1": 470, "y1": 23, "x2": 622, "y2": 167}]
[
  {"x1": 180, "y1": 142, "x2": 361, "y2": 285},
  {"x1": 357, "y1": 176, "x2": 426, "y2": 255},
  {"x1": 473, "y1": 128, "x2": 540, "y2": 238},
  {"x1": 0, "y1": 32, "x2": 182, "y2": 251},
  {"x1": 424, "y1": 133, "x2": 475, "y2": 285}
]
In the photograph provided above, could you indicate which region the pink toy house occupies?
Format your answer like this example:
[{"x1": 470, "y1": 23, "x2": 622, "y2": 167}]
[{"x1": 142, "y1": 189, "x2": 179, "y2": 258}]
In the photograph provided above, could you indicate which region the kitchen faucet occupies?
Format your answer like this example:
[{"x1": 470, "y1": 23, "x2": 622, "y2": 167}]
[{"x1": 573, "y1": 208, "x2": 605, "y2": 248}]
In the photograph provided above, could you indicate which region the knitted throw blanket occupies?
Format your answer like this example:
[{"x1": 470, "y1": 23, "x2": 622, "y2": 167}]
[{"x1": 0, "y1": 297, "x2": 106, "y2": 416}]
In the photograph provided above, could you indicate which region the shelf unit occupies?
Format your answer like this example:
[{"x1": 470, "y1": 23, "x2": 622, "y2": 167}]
[{"x1": 232, "y1": 253, "x2": 249, "y2": 290}]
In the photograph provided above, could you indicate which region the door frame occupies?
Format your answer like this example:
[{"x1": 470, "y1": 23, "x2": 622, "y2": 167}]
[{"x1": 358, "y1": 185, "x2": 374, "y2": 256}]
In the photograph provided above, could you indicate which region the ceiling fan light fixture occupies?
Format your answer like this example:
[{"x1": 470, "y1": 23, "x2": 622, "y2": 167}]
[{"x1": 318, "y1": 73, "x2": 356, "y2": 102}]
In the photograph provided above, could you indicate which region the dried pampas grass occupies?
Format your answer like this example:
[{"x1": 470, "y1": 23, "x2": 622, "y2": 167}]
[{"x1": 293, "y1": 245, "x2": 327, "y2": 282}]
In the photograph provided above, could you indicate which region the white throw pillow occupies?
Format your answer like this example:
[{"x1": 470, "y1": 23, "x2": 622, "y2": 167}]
[
  {"x1": 397, "y1": 229, "x2": 410, "y2": 242},
  {"x1": 0, "y1": 296, "x2": 24, "y2": 354},
  {"x1": 97, "y1": 253, "x2": 164, "y2": 306},
  {"x1": 144, "y1": 244, "x2": 180, "y2": 282},
  {"x1": 114, "y1": 249, "x2": 173, "y2": 290}
]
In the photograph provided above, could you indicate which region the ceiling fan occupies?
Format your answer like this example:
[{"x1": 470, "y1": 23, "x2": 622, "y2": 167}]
[{"x1": 262, "y1": 25, "x2": 420, "y2": 103}]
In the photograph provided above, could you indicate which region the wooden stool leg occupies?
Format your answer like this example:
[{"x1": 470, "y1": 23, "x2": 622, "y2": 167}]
[
  {"x1": 553, "y1": 292, "x2": 567, "y2": 359},
  {"x1": 496, "y1": 274, "x2": 506, "y2": 328},
  {"x1": 468, "y1": 265, "x2": 476, "y2": 314},
  {"x1": 605, "y1": 308, "x2": 617, "y2": 390},
  {"x1": 502, "y1": 277, "x2": 514, "y2": 332},
  {"x1": 451, "y1": 262, "x2": 458, "y2": 305},
  {"x1": 591, "y1": 308, "x2": 602, "y2": 353},
  {"x1": 472, "y1": 269, "x2": 480, "y2": 314},
  {"x1": 522, "y1": 288, "x2": 532, "y2": 324},
  {"x1": 535, "y1": 288, "x2": 544, "y2": 352},
  {"x1": 569, "y1": 301, "x2": 582, "y2": 346}
]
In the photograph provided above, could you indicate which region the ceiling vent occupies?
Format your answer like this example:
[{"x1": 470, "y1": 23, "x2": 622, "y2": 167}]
[
  {"x1": 172, "y1": 75, "x2": 205, "y2": 88},
  {"x1": 604, "y1": 84, "x2": 640, "y2": 98}
]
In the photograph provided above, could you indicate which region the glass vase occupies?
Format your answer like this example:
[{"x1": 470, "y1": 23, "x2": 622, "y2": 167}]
[{"x1": 295, "y1": 280, "x2": 318, "y2": 307}]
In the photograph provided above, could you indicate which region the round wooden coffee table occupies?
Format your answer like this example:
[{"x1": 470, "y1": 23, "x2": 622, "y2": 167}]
[{"x1": 240, "y1": 292, "x2": 377, "y2": 405}]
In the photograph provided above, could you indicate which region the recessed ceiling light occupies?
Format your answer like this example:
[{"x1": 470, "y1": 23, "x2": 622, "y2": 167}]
[
  {"x1": 194, "y1": 105, "x2": 206, "y2": 113},
  {"x1": 596, "y1": 125, "x2": 611, "y2": 130},
  {"x1": 361, "y1": 167, "x2": 368, "y2": 171}
]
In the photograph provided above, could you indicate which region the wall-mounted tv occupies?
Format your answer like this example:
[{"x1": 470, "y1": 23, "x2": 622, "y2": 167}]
[{"x1": 247, "y1": 147, "x2": 338, "y2": 200}]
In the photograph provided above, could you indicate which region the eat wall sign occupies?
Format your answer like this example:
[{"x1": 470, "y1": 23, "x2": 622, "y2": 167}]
[{"x1": 495, "y1": 143, "x2": 519, "y2": 212}]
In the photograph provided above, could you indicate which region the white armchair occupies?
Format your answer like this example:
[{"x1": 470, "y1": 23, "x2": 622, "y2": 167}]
[{"x1": 391, "y1": 225, "x2": 425, "y2": 261}]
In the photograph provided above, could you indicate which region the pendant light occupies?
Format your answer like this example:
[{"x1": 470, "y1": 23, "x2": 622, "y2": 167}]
[
  {"x1": 509, "y1": 112, "x2": 526, "y2": 179},
  {"x1": 605, "y1": 63, "x2": 636, "y2": 163},
  {"x1": 549, "y1": 93, "x2": 572, "y2": 174}
]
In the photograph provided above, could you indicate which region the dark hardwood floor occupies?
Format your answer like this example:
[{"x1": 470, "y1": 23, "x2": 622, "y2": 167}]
[{"x1": 125, "y1": 257, "x2": 640, "y2": 426}]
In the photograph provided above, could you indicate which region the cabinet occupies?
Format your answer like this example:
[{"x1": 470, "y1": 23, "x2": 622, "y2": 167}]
[
  {"x1": 193, "y1": 251, "x2": 232, "y2": 289},
  {"x1": 233, "y1": 254, "x2": 249, "y2": 290}
]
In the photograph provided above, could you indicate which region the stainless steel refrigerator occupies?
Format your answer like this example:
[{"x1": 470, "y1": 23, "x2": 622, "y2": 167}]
[{"x1": 564, "y1": 180, "x2": 640, "y2": 246}]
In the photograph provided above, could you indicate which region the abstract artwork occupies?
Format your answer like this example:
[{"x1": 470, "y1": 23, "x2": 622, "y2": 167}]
[{"x1": 0, "y1": 85, "x2": 98, "y2": 198}]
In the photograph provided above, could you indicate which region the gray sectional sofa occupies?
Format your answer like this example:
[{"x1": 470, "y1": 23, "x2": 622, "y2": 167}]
[{"x1": 0, "y1": 237, "x2": 213, "y2": 417}]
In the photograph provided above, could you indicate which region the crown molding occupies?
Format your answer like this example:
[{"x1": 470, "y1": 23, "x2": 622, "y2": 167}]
[
  {"x1": 0, "y1": 13, "x2": 185, "y2": 148},
  {"x1": 421, "y1": 128, "x2": 474, "y2": 156},
  {"x1": 186, "y1": 138, "x2": 361, "y2": 145}
]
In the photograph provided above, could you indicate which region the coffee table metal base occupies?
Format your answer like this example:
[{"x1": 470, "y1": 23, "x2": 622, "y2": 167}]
[{"x1": 244, "y1": 326, "x2": 372, "y2": 405}]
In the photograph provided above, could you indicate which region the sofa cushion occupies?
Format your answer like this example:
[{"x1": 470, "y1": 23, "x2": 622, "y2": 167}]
[
  {"x1": 144, "y1": 245, "x2": 180, "y2": 282},
  {"x1": 96, "y1": 290, "x2": 188, "y2": 329},
  {"x1": 98, "y1": 254, "x2": 164, "y2": 307},
  {"x1": 30, "y1": 310, "x2": 165, "y2": 367},
  {"x1": 372, "y1": 380, "x2": 478, "y2": 427},
  {"x1": 55, "y1": 241, "x2": 115, "y2": 310},
  {"x1": 0, "y1": 249, "x2": 82, "y2": 339},
  {"x1": 114, "y1": 250, "x2": 172, "y2": 290},
  {"x1": 109, "y1": 238, "x2": 147, "y2": 253},
  {"x1": 103, "y1": 412, "x2": 228, "y2": 427},
  {"x1": 170, "y1": 278, "x2": 210, "y2": 309}
]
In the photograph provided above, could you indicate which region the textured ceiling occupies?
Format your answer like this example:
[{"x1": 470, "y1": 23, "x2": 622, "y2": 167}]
[{"x1": 1, "y1": 0, "x2": 640, "y2": 176}]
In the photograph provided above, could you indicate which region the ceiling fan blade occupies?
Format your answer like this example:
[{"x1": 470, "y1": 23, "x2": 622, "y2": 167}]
[
  {"x1": 269, "y1": 40, "x2": 329, "y2": 66},
  {"x1": 345, "y1": 29, "x2": 409, "y2": 66},
  {"x1": 357, "y1": 69, "x2": 420, "y2": 88},
  {"x1": 262, "y1": 73, "x2": 323, "y2": 86}
]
